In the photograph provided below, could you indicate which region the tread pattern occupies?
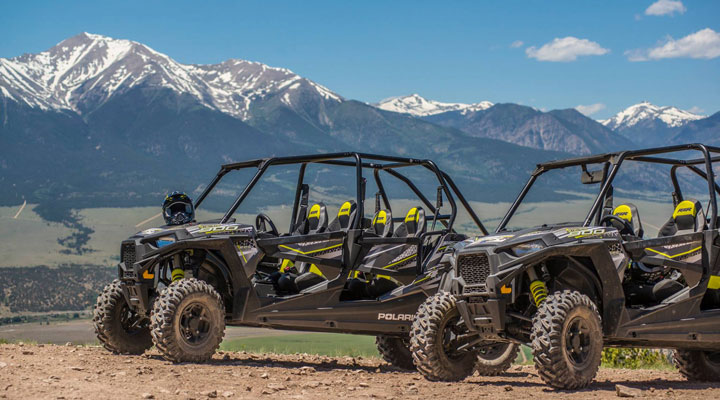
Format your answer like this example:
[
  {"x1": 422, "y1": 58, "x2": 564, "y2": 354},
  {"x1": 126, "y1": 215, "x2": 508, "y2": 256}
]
[
  {"x1": 410, "y1": 291, "x2": 476, "y2": 381},
  {"x1": 674, "y1": 350, "x2": 720, "y2": 381},
  {"x1": 150, "y1": 278, "x2": 225, "y2": 363},
  {"x1": 376, "y1": 335, "x2": 415, "y2": 370},
  {"x1": 474, "y1": 342, "x2": 519, "y2": 376},
  {"x1": 93, "y1": 279, "x2": 152, "y2": 355},
  {"x1": 531, "y1": 290, "x2": 603, "y2": 390}
]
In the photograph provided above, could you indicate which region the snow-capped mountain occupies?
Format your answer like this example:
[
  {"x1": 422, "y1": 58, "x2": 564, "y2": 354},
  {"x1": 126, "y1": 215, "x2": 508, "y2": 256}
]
[
  {"x1": 374, "y1": 94, "x2": 493, "y2": 117},
  {"x1": 598, "y1": 102, "x2": 706, "y2": 145},
  {"x1": 0, "y1": 32, "x2": 341, "y2": 120},
  {"x1": 600, "y1": 102, "x2": 704, "y2": 131}
]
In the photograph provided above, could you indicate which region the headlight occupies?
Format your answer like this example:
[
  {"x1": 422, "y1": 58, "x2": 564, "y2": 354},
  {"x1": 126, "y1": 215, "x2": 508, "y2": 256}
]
[{"x1": 511, "y1": 240, "x2": 545, "y2": 256}]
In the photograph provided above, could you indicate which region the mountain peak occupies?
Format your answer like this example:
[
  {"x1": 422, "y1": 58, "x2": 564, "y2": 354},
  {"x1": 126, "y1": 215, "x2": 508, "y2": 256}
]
[
  {"x1": 374, "y1": 94, "x2": 493, "y2": 117},
  {"x1": 600, "y1": 102, "x2": 704, "y2": 130},
  {"x1": 0, "y1": 33, "x2": 341, "y2": 119}
]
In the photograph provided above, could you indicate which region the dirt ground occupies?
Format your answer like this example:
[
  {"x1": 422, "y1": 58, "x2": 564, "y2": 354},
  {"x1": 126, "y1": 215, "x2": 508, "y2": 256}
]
[{"x1": 0, "y1": 344, "x2": 718, "y2": 400}]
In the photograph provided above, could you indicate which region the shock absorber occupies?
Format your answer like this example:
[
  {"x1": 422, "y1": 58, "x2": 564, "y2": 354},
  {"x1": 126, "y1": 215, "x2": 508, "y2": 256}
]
[
  {"x1": 527, "y1": 267, "x2": 548, "y2": 307},
  {"x1": 171, "y1": 254, "x2": 185, "y2": 282}
]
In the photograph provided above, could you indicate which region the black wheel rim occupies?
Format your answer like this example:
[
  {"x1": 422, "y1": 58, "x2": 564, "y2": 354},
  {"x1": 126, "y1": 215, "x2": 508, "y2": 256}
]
[
  {"x1": 440, "y1": 315, "x2": 471, "y2": 361},
  {"x1": 119, "y1": 303, "x2": 147, "y2": 336},
  {"x1": 565, "y1": 316, "x2": 592, "y2": 367},
  {"x1": 179, "y1": 302, "x2": 212, "y2": 345}
]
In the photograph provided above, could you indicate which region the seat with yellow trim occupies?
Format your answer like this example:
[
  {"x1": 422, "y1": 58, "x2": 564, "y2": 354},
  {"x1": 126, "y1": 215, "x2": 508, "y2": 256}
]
[
  {"x1": 658, "y1": 199, "x2": 707, "y2": 237},
  {"x1": 368, "y1": 209, "x2": 393, "y2": 237},
  {"x1": 393, "y1": 207, "x2": 426, "y2": 238},
  {"x1": 610, "y1": 203, "x2": 644, "y2": 238},
  {"x1": 293, "y1": 202, "x2": 328, "y2": 235},
  {"x1": 278, "y1": 201, "x2": 355, "y2": 294}
]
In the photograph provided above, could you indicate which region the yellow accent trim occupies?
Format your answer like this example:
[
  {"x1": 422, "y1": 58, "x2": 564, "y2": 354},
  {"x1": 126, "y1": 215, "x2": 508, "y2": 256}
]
[
  {"x1": 338, "y1": 201, "x2": 352, "y2": 217},
  {"x1": 500, "y1": 285, "x2": 512, "y2": 294},
  {"x1": 307, "y1": 264, "x2": 325, "y2": 278},
  {"x1": 413, "y1": 275, "x2": 431, "y2": 284},
  {"x1": 278, "y1": 243, "x2": 342, "y2": 255},
  {"x1": 381, "y1": 254, "x2": 417, "y2": 269},
  {"x1": 142, "y1": 270, "x2": 154, "y2": 280},
  {"x1": 708, "y1": 275, "x2": 720, "y2": 290},
  {"x1": 613, "y1": 204, "x2": 632, "y2": 222},
  {"x1": 308, "y1": 204, "x2": 321, "y2": 219},
  {"x1": 530, "y1": 280, "x2": 547, "y2": 307},
  {"x1": 373, "y1": 210, "x2": 387, "y2": 225},
  {"x1": 236, "y1": 245, "x2": 248, "y2": 263},
  {"x1": 405, "y1": 207, "x2": 418, "y2": 223},
  {"x1": 673, "y1": 200, "x2": 697, "y2": 219},
  {"x1": 646, "y1": 246, "x2": 701, "y2": 259}
]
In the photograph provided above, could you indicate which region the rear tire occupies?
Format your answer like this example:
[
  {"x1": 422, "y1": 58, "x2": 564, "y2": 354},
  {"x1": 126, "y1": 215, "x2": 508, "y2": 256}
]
[
  {"x1": 376, "y1": 335, "x2": 415, "y2": 370},
  {"x1": 410, "y1": 292, "x2": 478, "y2": 381},
  {"x1": 531, "y1": 290, "x2": 602, "y2": 389},
  {"x1": 151, "y1": 278, "x2": 225, "y2": 363},
  {"x1": 674, "y1": 349, "x2": 720, "y2": 381},
  {"x1": 93, "y1": 279, "x2": 152, "y2": 355},
  {"x1": 474, "y1": 342, "x2": 519, "y2": 376}
]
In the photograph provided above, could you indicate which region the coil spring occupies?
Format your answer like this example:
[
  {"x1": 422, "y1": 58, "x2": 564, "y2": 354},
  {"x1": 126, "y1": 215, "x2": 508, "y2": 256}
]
[
  {"x1": 171, "y1": 268, "x2": 185, "y2": 282},
  {"x1": 530, "y1": 280, "x2": 548, "y2": 307}
]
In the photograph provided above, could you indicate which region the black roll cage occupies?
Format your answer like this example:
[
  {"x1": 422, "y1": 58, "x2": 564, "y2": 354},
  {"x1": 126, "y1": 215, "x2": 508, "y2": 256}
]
[
  {"x1": 497, "y1": 143, "x2": 720, "y2": 232},
  {"x1": 192, "y1": 152, "x2": 488, "y2": 235}
]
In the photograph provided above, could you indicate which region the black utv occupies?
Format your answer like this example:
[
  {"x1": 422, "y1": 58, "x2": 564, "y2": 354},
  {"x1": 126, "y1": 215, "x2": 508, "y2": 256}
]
[
  {"x1": 410, "y1": 144, "x2": 720, "y2": 388},
  {"x1": 94, "y1": 152, "x2": 517, "y2": 374}
]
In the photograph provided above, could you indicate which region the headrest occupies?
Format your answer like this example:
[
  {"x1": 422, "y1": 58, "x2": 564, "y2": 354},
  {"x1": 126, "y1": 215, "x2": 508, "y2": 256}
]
[
  {"x1": 327, "y1": 201, "x2": 357, "y2": 232},
  {"x1": 307, "y1": 203, "x2": 328, "y2": 233},
  {"x1": 612, "y1": 203, "x2": 643, "y2": 237},
  {"x1": 394, "y1": 207, "x2": 426, "y2": 238},
  {"x1": 369, "y1": 209, "x2": 393, "y2": 237},
  {"x1": 673, "y1": 199, "x2": 703, "y2": 231}
]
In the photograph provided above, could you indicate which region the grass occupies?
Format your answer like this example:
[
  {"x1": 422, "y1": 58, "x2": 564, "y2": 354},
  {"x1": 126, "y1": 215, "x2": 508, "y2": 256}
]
[{"x1": 220, "y1": 333, "x2": 380, "y2": 358}]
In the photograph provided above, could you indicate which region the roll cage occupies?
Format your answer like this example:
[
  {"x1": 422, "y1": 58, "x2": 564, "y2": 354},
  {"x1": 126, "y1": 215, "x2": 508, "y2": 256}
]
[
  {"x1": 193, "y1": 152, "x2": 488, "y2": 236},
  {"x1": 497, "y1": 143, "x2": 720, "y2": 232}
]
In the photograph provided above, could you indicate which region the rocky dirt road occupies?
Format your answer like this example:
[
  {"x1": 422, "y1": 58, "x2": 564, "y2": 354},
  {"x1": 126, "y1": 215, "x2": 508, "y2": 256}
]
[{"x1": 0, "y1": 343, "x2": 718, "y2": 399}]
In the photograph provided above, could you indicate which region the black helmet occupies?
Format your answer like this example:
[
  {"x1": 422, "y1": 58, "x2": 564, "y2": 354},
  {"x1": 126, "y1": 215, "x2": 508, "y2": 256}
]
[{"x1": 162, "y1": 191, "x2": 194, "y2": 225}]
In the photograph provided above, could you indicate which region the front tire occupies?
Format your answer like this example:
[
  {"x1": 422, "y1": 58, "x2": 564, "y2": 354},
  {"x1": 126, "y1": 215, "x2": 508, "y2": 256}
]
[
  {"x1": 674, "y1": 349, "x2": 720, "y2": 381},
  {"x1": 410, "y1": 292, "x2": 478, "y2": 381},
  {"x1": 93, "y1": 279, "x2": 152, "y2": 355},
  {"x1": 474, "y1": 342, "x2": 519, "y2": 376},
  {"x1": 531, "y1": 290, "x2": 602, "y2": 390},
  {"x1": 376, "y1": 335, "x2": 415, "y2": 370},
  {"x1": 151, "y1": 278, "x2": 225, "y2": 363}
]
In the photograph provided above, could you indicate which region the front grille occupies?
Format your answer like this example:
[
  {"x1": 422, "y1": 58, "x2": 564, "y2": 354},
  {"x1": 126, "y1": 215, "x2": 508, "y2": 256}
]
[
  {"x1": 458, "y1": 252, "x2": 490, "y2": 294},
  {"x1": 121, "y1": 243, "x2": 136, "y2": 266}
]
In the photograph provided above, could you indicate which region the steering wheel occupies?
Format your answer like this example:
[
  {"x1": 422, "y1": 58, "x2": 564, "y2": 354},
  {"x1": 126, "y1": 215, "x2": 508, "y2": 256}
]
[
  {"x1": 600, "y1": 214, "x2": 634, "y2": 235},
  {"x1": 255, "y1": 213, "x2": 279, "y2": 236}
]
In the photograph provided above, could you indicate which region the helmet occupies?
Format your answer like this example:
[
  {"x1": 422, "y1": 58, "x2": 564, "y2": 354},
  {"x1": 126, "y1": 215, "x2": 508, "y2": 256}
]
[{"x1": 162, "y1": 191, "x2": 194, "y2": 225}]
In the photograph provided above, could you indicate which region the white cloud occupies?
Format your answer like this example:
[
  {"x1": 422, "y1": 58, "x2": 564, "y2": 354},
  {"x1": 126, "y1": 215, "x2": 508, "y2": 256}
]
[
  {"x1": 526, "y1": 37, "x2": 609, "y2": 62},
  {"x1": 688, "y1": 106, "x2": 705, "y2": 114},
  {"x1": 626, "y1": 28, "x2": 720, "y2": 61},
  {"x1": 510, "y1": 40, "x2": 524, "y2": 48},
  {"x1": 645, "y1": 0, "x2": 686, "y2": 16},
  {"x1": 575, "y1": 103, "x2": 606, "y2": 116}
]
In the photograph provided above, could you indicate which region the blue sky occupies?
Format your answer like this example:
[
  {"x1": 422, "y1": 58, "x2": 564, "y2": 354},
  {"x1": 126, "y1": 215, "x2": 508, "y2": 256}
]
[{"x1": 1, "y1": 0, "x2": 718, "y2": 119}]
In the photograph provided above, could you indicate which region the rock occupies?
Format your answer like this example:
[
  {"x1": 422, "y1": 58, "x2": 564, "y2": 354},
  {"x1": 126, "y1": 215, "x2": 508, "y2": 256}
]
[
  {"x1": 616, "y1": 384, "x2": 641, "y2": 398},
  {"x1": 69, "y1": 366, "x2": 84, "y2": 371},
  {"x1": 21, "y1": 351, "x2": 33, "y2": 355},
  {"x1": 0, "y1": 362, "x2": 6, "y2": 368},
  {"x1": 504, "y1": 385, "x2": 513, "y2": 392},
  {"x1": 359, "y1": 382, "x2": 369, "y2": 388},
  {"x1": 222, "y1": 391, "x2": 234, "y2": 398},
  {"x1": 141, "y1": 394, "x2": 154, "y2": 399},
  {"x1": 201, "y1": 390, "x2": 217, "y2": 398},
  {"x1": 261, "y1": 389, "x2": 274, "y2": 395},
  {"x1": 260, "y1": 373, "x2": 269, "y2": 379},
  {"x1": 65, "y1": 342, "x2": 72, "y2": 346},
  {"x1": 267, "y1": 384, "x2": 286, "y2": 391}
]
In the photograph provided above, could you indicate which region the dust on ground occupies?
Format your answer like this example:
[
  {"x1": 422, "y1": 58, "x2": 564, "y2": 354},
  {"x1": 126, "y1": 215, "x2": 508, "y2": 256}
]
[{"x1": 0, "y1": 344, "x2": 718, "y2": 399}]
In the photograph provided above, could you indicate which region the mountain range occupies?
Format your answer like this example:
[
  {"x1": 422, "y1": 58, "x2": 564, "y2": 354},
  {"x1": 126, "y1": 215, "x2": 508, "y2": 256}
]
[{"x1": 1, "y1": 33, "x2": 718, "y2": 222}]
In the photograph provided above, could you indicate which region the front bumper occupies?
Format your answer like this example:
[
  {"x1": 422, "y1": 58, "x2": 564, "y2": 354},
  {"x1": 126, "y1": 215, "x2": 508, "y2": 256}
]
[{"x1": 456, "y1": 297, "x2": 506, "y2": 335}]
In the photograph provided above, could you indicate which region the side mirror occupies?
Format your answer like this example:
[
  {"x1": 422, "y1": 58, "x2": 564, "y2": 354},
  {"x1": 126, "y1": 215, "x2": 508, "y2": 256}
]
[{"x1": 581, "y1": 169, "x2": 604, "y2": 185}]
